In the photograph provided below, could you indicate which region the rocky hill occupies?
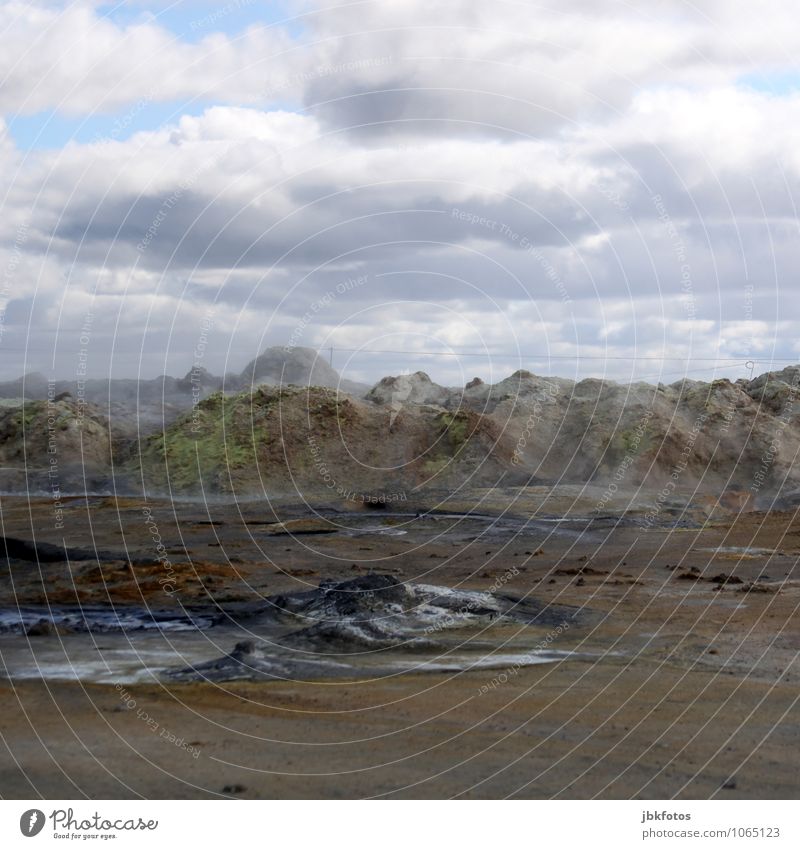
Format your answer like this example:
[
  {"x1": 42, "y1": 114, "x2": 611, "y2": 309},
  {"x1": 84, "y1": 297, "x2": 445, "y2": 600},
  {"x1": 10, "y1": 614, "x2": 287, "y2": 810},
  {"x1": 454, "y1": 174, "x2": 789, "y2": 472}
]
[
  {"x1": 0, "y1": 347, "x2": 369, "y2": 434},
  {"x1": 0, "y1": 396, "x2": 117, "y2": 493},
  {"x1": 134, "y1": 384, "x2": 514, "y2": 497},
  {"x1": 240, "y1": 347, "x2": 367, "y2": 396},
  {"x1": 128, "y1": 366, "x2": 800, "y2": 505},
  {"x1": 3, "y1": 364, "x2": 800, "y2": 506}
]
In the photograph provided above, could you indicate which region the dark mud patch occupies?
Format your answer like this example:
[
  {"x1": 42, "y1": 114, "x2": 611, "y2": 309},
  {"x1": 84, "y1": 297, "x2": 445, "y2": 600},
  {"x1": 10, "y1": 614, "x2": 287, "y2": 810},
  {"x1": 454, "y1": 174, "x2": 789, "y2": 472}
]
[
  {"x1": 0, "y1": 536, "x2": 121, "y2": 563},
  {"x1": 0, "y1": 605, "x2": 222, "y2": 635},
  {"x1": 165, "y1": 574, "x2": 594, "y2": 683}
]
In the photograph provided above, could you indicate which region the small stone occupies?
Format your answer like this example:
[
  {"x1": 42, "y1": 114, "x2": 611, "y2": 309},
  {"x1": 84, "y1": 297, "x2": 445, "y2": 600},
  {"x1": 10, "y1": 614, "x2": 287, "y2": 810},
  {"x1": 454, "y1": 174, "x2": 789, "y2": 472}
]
[{"x1": 222, "y1": 784, "x2": 246, "y2": 794}]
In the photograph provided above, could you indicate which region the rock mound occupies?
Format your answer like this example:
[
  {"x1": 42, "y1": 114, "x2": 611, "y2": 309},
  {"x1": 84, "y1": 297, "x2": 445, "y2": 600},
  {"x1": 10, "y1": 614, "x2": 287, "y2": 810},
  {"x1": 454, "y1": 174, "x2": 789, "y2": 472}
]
[
  {"x1": 134, "y1": 384, "x2": 517, "y2": 495},
  {"x1": 0, "y1": 398, "x2": 115, "y2": 493},
  {"x1": 365, "y1": 371, "x2": 451, "y2": 407},
  {"x1": 164, "y1": 575, "x2": 588, "y2": 682},
  {"x1": 241, "y1": 345, "x2": 341, "y2": 388}
]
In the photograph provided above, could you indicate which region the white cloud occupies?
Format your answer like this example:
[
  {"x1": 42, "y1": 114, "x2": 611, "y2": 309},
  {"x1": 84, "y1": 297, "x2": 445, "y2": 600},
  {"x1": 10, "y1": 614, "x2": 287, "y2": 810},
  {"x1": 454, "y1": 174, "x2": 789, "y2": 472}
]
[
  {"x1": 2, "y1": 0, "x2": 800, "y2": 382},
  {"x1": 0, "y1": 0, "x2": 295, "y2": 114}
]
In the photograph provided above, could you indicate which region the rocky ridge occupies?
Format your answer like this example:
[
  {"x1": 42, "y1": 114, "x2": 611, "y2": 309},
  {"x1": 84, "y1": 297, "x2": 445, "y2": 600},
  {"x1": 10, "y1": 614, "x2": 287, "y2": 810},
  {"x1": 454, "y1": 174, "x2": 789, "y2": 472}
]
[{"x1": 2, "y1": 358, "x2": 800, "y2": 505}]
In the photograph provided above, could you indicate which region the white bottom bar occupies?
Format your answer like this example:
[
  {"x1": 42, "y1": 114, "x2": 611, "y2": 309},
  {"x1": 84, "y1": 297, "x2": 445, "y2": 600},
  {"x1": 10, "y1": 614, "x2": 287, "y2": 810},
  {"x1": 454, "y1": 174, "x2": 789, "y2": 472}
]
[{"x1": 1, "y1": 800, "x2": 795, "y2": 848}]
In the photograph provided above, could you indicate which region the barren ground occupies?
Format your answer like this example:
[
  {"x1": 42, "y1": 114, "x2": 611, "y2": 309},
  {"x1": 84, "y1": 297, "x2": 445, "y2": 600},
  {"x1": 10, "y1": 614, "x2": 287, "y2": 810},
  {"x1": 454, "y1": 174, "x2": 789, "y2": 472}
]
[{"x1": 1, "y1": 490, "x2": 798, "y2": 799}]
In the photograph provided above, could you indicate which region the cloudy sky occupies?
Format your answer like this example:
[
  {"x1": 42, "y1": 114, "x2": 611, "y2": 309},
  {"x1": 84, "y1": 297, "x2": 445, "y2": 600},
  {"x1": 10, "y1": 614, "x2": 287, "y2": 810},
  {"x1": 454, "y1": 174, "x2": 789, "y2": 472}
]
[{"x1": 1, "y1": 0, "x2": 799, "y2": 386}]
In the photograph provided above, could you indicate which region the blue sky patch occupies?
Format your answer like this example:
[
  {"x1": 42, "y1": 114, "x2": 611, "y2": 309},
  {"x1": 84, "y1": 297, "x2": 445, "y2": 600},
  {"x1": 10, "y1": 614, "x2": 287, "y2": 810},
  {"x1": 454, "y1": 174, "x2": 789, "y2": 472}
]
[
  {"x1": 97, "y1": 0, "x2": 307, "y2": 43},
  {"x1": 6, "y1": 100, "x2": 212, "y2": 150},
  {"x1": 737, "y1": 69, "x2": 800, "y2": 95}
]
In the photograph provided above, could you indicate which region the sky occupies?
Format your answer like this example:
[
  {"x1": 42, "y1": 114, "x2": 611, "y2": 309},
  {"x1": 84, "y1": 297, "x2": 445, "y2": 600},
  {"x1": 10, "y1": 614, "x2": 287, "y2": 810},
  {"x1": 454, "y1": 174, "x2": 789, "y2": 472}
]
[{"x1": 1, "y1": 0, "x2": 800, "y2": 387}]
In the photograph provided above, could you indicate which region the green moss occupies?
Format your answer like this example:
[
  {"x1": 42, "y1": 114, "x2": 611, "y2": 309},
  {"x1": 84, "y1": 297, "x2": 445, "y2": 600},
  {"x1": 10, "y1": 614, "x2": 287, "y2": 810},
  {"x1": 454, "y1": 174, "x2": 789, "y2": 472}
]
[
  {"x1": 603, "y1": 420, "x2": 653, "y2": 469},
  {"x1": 138, "y1": 391, "x2": 275, "y2": 490},
  {"x1": 17, "y1": 402, "x2": 44, "y2": 431},
  {"x1": 135, "y1": 386, "x2": 362, "y2": 492},
  {"x1": 135, "y1": 385, "x2": 353, "y2": 491},
  {"x1": 438, "y1": 411, "x2": 470, "y2": 451},
  {"x1": 619, "y1": 427, "x2": 649, "y2": 455}
]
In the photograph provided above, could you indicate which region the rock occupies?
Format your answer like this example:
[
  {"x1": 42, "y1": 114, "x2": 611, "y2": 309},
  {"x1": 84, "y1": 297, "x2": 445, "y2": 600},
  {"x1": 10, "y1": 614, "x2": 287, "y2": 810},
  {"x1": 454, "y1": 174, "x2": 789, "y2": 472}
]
[
  {"x1": 240, "y1": 346, "x2": 366, "y2": 396},
  {"x1": 737, "y1": 582, "x2": 777, "y2": 594},
  {"x1": 709, "y1": 573, "x2": 744, "y2": 585},
  {"x1": 365, "y1": 371, "x2": 450, "y2": 407}
]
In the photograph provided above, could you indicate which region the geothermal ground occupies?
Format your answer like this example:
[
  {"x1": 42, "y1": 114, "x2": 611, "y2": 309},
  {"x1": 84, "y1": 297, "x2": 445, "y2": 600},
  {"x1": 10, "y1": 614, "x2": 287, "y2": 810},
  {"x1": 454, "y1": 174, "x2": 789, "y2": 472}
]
[{"x1": 1, "y1": 487, "x2": 798, "y2": 799}]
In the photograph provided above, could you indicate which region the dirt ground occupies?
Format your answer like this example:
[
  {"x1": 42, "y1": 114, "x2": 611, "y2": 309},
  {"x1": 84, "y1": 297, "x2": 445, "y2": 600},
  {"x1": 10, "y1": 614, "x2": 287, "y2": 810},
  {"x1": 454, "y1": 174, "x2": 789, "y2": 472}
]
[{"x1": 1, "y1": 490, "x2": 799, "y2": 799}]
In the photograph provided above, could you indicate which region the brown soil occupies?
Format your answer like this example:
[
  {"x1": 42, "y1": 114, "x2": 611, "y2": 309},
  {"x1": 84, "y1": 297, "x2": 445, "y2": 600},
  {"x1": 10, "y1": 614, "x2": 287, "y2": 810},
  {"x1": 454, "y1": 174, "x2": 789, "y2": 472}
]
[{"x1": 1, "y1": 492, "x2": 799, "y2": 799}]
